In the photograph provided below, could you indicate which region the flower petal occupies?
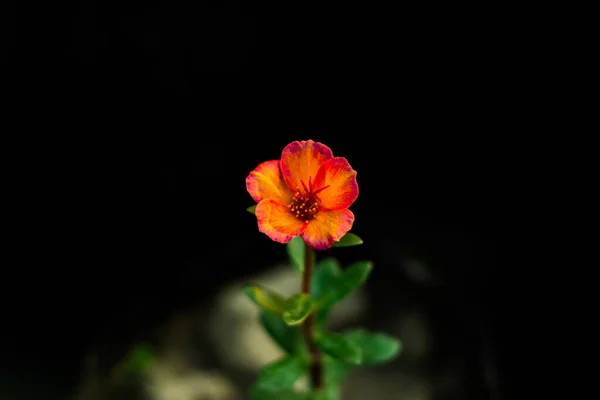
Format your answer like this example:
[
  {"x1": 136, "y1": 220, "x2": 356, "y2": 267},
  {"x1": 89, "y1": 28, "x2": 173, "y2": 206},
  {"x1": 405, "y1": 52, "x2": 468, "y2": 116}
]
[
  {"x1": 280, "y1": 140, "x2": 334, "y2": 192},
  {"x1": 246, "y1": 160, "x2": 293, "y2": 204},
  {"x1": 301, "y1": 209, "x2": 354, "y2": 251},
  {"x1": 313, "y1": 157, "x2": 358, "y2": 210},
  {"x1": 256, "y1": 199, "x2": 308, "y2": 244}
]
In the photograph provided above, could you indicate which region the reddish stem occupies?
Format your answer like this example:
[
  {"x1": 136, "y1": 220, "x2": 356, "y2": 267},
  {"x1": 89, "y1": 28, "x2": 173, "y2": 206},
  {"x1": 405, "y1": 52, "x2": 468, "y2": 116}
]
[{"x1": 301, "y1": 244, "x2": 323, "y2": 390}]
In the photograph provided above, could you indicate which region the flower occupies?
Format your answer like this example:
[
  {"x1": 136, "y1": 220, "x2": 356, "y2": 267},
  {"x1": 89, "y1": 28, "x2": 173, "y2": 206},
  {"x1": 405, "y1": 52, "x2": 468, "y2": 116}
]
[{"x1": 246, "y1": 140, "x2": 358, "y2": 250}]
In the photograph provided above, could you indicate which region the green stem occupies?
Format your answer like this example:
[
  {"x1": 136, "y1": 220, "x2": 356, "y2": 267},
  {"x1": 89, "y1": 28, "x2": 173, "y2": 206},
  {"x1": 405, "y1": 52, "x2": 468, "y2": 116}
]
[{"x1": 301, "y1": 243, "x2": 323, "y2": 390}]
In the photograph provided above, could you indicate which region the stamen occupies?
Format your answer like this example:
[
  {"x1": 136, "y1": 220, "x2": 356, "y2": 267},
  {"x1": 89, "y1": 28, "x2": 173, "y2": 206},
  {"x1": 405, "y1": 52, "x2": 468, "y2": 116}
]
[
  {"x1": 287, "y1": 177, "x2": 330, "y2": 221},
  {"x1": 300, "y1": 180, "x2": 309, "y2": 193},
  {"x1": 312, "y1": 185, "x2": 330, "y2": 195}
]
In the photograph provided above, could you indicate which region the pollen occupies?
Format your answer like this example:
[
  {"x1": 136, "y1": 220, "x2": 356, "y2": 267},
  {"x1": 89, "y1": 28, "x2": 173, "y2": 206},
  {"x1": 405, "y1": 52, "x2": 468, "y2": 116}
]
[{"x1": 287, "y1": 177, "x2": 329, "y2": 221}]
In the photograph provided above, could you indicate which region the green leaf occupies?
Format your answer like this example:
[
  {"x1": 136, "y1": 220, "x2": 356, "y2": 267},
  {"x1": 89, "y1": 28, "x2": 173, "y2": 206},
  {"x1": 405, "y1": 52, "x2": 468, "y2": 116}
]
[
  {"x1": 342, "y1": 329, "x2": 402, "y2": 365},
  {"x1": 260, "y1": 310, "x2": 302, "y2": 355},
  {"x1": 332, "y1": 232, "x2": 363, "y2": 247},
  {"x1": 286, "y1": 236, "x2": 305, "y2": 272},
  {"x1": 244, "y1": 284, "x2": 286, "y2": 314},
  {"x1": 311, "y1": 257, "x2": 342, "y2": 327},
  {"x1": 247, "y1": 205, "x2": 257, "y2": 214},
  {"x1": 310, "y1": 387, "x2": 341, "y2": 400},
  {"x1": 311, "y1": 257, "x2": 342, "y2": 300},
  {"x1": 125, "y1": 343, "x2": 154, "y2": 373},
  {"x1": 318, "y1": 261, "x2": 373, "y2": 310},
  {"x1": 113, "y1": 342, "x2": 155, "y2": 382},
  {"x1": 250, "y1": 387, "x2": 308, "y2": 400},
  {"x1": 314, "y1": 332, "x2": 362, "y2": 365},
  {"x1": 254, "y1": 357, "x2": 306, "y2": 391},
  {"x1": 282, "y1": 293, "x2": 315, "y2": 326},
  {"x1": 323, "y1": 355, "x2": 353, "y2": 385}
]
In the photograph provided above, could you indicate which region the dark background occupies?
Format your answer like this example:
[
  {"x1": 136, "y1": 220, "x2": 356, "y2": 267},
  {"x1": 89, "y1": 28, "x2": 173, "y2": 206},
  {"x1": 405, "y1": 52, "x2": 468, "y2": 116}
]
[{"x1": 2, "y1": 1, "x2": 529, "y2": 398}]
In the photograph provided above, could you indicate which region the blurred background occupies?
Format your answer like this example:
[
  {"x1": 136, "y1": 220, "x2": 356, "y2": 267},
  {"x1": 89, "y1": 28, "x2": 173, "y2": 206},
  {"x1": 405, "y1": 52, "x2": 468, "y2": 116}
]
[{"x1": 2, "y1": 1, "x2": 526, "y2": 399}]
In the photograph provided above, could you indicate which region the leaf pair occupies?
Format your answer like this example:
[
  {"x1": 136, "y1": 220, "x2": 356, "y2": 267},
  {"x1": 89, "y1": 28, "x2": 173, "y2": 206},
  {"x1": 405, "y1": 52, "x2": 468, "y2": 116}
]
[
  {"x1": 245, "y1": 256, "x2": 373, "y2": 329},
  {"x1": 244, "y1": 286, "x2": 315, "y2": 326},
  {"x1": 310, "y1": 258, "x2": 373, "y2": 326},
  {"x1": 314, "y1": 329, "x2": 402, "y2": 366},
  {"x1": 249, "y1": 354, "x2": 344, "y2": 399},
  {"x1": 249, "y1": 327, "x2": 402, "y2": 400},
  {"x1": 285, "y1": 234, "x2": 363, "y2": 272},
  {"x1": 250, "y1": 356, "x2": 349, "y2": 400}
]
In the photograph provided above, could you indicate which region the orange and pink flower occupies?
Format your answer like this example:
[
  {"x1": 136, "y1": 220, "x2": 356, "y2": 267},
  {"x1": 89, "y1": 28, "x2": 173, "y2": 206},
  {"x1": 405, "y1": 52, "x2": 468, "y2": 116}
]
[{"x1": 246, "y1": 140, "x2": 358, "y2": 250}]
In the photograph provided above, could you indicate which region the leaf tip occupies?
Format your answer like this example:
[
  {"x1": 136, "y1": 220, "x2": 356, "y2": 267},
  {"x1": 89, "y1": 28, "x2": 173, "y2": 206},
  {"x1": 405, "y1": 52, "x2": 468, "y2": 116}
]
[
  {"x1": 282, "y1": 312, "x2": 304, "y2": 326},
  {"x1": 349, "y1": 350, "x2": 363, "y2": 365},
  {"x1": 242, "y1": 284, "x2": 254, "y2": 298},
  {"x1": 333, "y1": 232, "x2": 364, "y2": 247},
  {"x1": 388, "y1": 336, "x2": 403, "y2": 357}
]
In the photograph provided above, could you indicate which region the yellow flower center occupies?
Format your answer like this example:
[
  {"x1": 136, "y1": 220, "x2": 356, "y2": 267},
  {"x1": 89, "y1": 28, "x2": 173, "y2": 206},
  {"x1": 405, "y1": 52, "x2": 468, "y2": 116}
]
[{"x1": 288, "y1": 177, "x2": 329, "y2": 222}]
